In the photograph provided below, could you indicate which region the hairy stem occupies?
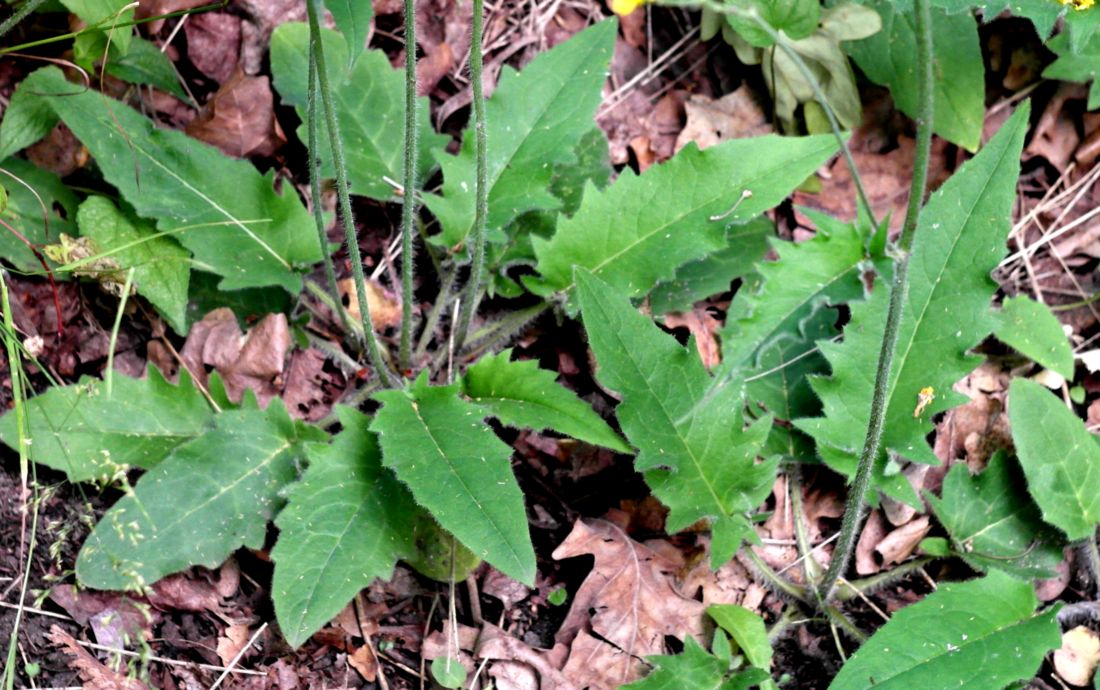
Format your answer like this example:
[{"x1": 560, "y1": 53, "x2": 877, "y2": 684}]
[
  {"x1": 817, "y1": 0, "x2": 934, "y2": 602},
  {"x1": 307, "y1": 0, "x2": 396, "y2": 387},
  {"x1": 453, "y1": 0, "x2": 488, "y2": 351},
  {"x1": 0, "y1": 0, "x2": 48, "y2": 40},
  {"x1": 415, "y1": 266, "x2": 459, "y2": 360},
  {"x1": 398, "y1": 0, "x2": 419, "y2": 371},
  {"x1": 742, "y1": 548, "x2": 809, "y2": 604}
]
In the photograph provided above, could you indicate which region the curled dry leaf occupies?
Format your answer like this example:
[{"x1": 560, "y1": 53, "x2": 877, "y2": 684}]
[
  {"x1": 348, "y1": 644, "x2": 379, "y2": 682},
  {"x1": 874, "y1": 515, "x2": 931, "y2": 568},
  {"x1": 339, "y1": 278, "x2": 402, "y2": 331},
  {"x1": 663, "y1": 307, "x2": 722, "y2": 370},
  {"x1": 179, "y1": 309, "x2": 292, "y2": 405},
  {"x1": 186, "y1": 70, "x2": 283, "y2": 158},
  {"x1": 855, "y1": 509, "x2": 889, "y2": 576},
  {"x1": 216, "y1": 623, "x2": 252, "y2": 665}
]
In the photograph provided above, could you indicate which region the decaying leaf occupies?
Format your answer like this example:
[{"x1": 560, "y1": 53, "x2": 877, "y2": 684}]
[
  {"x1": 186, "y1": 70, "x2": 283, "y2": 158},
  {"x1": 48, "y1": 625, "x2": 151, "y2": 690},
  {"x1": 339, "y1": 278, "x2": 402, "y2": 331},
  {"x1": 43, "y1": 233, "x2": 132, "y2": 297}
]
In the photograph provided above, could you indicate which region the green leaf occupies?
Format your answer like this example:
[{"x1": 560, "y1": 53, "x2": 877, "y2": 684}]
[
  {"x1": 1008, "y1": 378, "x2": 1100, "y2": 540},
  {"x1": 797, "y1": 105, "x2": 1028, "y2": 502},
  {"x1": 76, "y1": 400, "x2": 327, "y2": 589},
  {"x1": 22, "y1": 66, "x2": 322, "y2": 292},
  {"x1": 369, "y1": 373, "x2": 535, "y2": 584},
  {"x1": 424, "y1": 20, "x2": 618, "y2": 250},
  {"x1": 324, "y1": 0, "x2": 371, "y2": 69},
  {"x1": 576, "y1": 270, "x2": 776, "y2": 568},
  {"x1": 271, "y1": 407, "x2": 418, "y2": 649},
  {"x1": 0, "y1": 367, "x2": 212, "y2": 482},
  {"x1": 707, "y1": 604, "x2": 773, "y2": 679},
  {"x1": 994, "y1": 295, "x2": 1074, "y2": 380},
  {"x1": 185, "y1": 271, "x2": 293, "y2": 329},
  {"x1": 0, "y1": 158, "x2": 79, "y2": 271},
  {"x1": 621, "y1": 636, "x2": 770, "y2": 690},
  {"x1": 1043, "y1": 31, "x2": 1100, "y2": 111},
  {"x1": 105, "y1": 36, "x2": 187, "y2": 101},
  {"x1": 845, "y1": 1, "x2": 984, "y2": 151},
  {"x1": 726, "y1": 0, "x2": 822, "y2": 46},
  {"x1": 461, "y1": 349, "x2": 630, "y2": 453},
  {"x1": 648, "y1": 217, "x2": 772, "y2": 315},
  {"x1": 926, "y1": 451, "x2": 1065, "y2": 579},
  {"x1": 76, "y1": 196, "x2": 190, "y2": 333},
  {"x1": 529, "y1": 135, "x2": 840, "y2": 312},
  {"x1": 718, "y1": 216, "x2": 867, "y2": 377},
  {"x1": 60, "y1": 0, "x2": 133, "y2": 54},
  {"x1": 927, "y1": 1, "x2": 1062, "y2": 38},
  {"x1": 0, "y1": 81, "x2": 58, "y2": 160},
  {"x1": 270, "y1": 24, "x2": 448, "y2": 202},
  {"x1": 430, "y1": 657, "x2": 468, "y2": 688},
  {"x1": 829, "y1": 571, "x2": 1060, "y2": 689}
]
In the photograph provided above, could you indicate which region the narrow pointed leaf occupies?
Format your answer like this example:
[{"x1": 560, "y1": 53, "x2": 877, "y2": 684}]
[
  {"x1": 0, "y1": 367, "x2": 212, "y2": 482},
  {"x1": 21, "y1": 67, "x2": 321, "y2": 292},
  {"x1": 993, "y1": 295, "x2": 1075, "y2": 379},
  {"x1": 462, "y1": 349, "x2": 630, "y2": 452},
  {"x1": 324, "y1": 0, "x2": 372, "y2": 68},
  {"x1": 577, "y1": 270, "x2": 775, "y2": 567},
  {"x1": 830, "y1": 571, "x2": 1060, "y2": 689},
  {"x1": 77, "y1": 401, "x2": 327, "y2": 590},
  {"x1": 425, "y1": 20, "x2": 617, "y2": 249},
  {"x1": 797, "y1": 106, "x2": 1029, "y2": 497},
  {"x1": 272, "y1": 407, "x2": 419, "y2": 649},
  {"x1": 1008, "y1": 378, "x2": 1100, "y2": 540},
  {"x1": 529, "y1": 135, "x2": 839, "y2": 312},
  {"x1": 370, "y1": 374, "x2": 535, "y2": 584}
]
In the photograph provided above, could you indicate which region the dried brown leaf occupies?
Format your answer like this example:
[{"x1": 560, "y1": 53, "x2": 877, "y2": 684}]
[
  {"x1": 186, "y1": 71, "x2": 282, "y2": 158},
  {"x1": 48, "y1": 625, "x2": 151, "y2": 690},
  {"x1": 183, "y1": 12, "x2": 242, "y2": 84},
  {"x1": 674, "y1": 87, "x2": 770, "y2": 153}
]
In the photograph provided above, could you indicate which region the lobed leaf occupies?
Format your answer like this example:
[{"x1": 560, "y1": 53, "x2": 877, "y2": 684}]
[
  {"x1": 529, "y1": 135, "x2": 840, "y2": 312},
  {"x1": 621, "y1": 636, "x2": 769, "y2": 690},
  {"x1": 369, "y1": 373, "x2": 535, "y2": 584},
  {"x1": 19, "y1": 66, "x2": 322, "y2": 293},
  {"x1": 0, "y1": 367, "x2": 212, "y2": 483},
  {"x1": 77, "y1": 400, "x2": 327, "y2": 590},
  {"x1": 797, "y1": 105, "x2": 1028, "y2": 503},
  {"x1": 830, "y1": 571, "x2": 1060, "y2": 689},
  {"x1": 271, "y1": 407, "x2": 419, "y2": 649},
  {"x1": 1008, "y1": 378, "x2": 1100, "y2": 540},
  {"x1": 993, "y1": 295, "x2": 1074, "y2": 379},
  {"x1": 577, "y1": 270, "x2": 775, "y2": 567},
  {"x1": 462, "y1": 349, "x2": 630, "y2": 453}
]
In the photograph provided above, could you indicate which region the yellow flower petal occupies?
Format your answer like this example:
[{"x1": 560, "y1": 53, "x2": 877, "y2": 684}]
[{"x1": 610, "y1": 0, "x2": 642, "y2": 16}]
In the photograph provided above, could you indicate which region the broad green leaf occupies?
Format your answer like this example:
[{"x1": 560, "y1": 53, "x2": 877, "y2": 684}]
[
  {"x1": 369, "y1": 373, "x2": 535, "y2": 584},
  {"x1": 186, "y1": 271, "x2": 293, "y2": 329},
  {"x1": 425, "y1": 20, "x2": 617, "y2": 250},
  {"x1": 718, "y1": 216, "x2": 866, "y2": 377},
  {"x1": 830, "y1": 571, "x2": 1060, "y2": 689},
  {"x1": 621, "y1": 636, "x2": 770, "y2": 690},
  {"x1": 1043, "y1": 31, "x2": 1100, "y2": 111},
  {"x1": 271, "y1": 407, "x2": 418, "y2": 649},
  {"x1": 0, "y1": 85, "x2": 57, "y2": 161},
  {"x1": 927, "y1": 1, "x2": 1062, "y2": 38},
  {"x1": 648, "y1": 217, "x2": 771, "y2": 315},
  {"x1": 845, "y1": 1, "x2": 984, "y2": 151},
  {"x1": 22, "y1": 66, "x2": 322, "y2": 292},
  {"x1": 707, "y1": 605, "x2": 773, "y2": 681},
  {"x1": 0, "y1": 158, "x2": 79, "y2": 271},
  {"x1": 0, "y1": 367, "x2": 212, "y2": 482},
  {"x1": 577, "y1": 270, "x2": 776, "y2": 568},
  {"x1": 76, "y1": 196, "x2": 190, "y2": 333},
  {"x1": 402, "y1": 513, "x2": 482, "y2": 582},
  {"x1": 926, "y1": 451, "x2": 1064, "y2": 579},
  {"x1": 324, "y1": 0, "x2": 371, "y2": 68},
  {"x1": 529, "y1": 135, "x2": 840, "y2": 312},
  {"x1": 994, "y1": 295, "x2": 1074, "y2": 379},
  {"x1": 60, "y1": 0, "x2": 133, "y2": 54},
  {"x1": 461, "y1": 349, "x2": 630, "y2": 453},
  {"x1": 1008, "y1": 378, "x2": 1100, "y2": 540},
  {"x1": 105, "y1": 37, "x2": 188, "y2": 101},
  {"x1": 797, "y1": 105, "x2": 1028, "y2": 501},
  {"x1": 725, "y1": 0, "x2": 821, "y2": 46},
  {"x1": 76, "y1": 400, "x2": 327, "y2": 590},
  {"x1": 269, "y1": 24, "x2": 446, "y2": 202}
]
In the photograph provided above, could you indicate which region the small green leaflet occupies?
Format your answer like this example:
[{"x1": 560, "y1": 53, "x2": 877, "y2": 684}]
[
  {"x1": 926, "y1": 451, "x2": 1064, "y2": 579},
  {"x1": 76, "y1": 196, "x2": 190, "y2": 333},
  {"x1": 269, "y1": 24, "x2": 446, "y2": 202},
  {"x1": 648, "y1": 217, "x2": 771, "y2": 316},
  {"x1": 621, "y1": 635, "x2": 770, "y2": 690},
  {"x1": 528, "y1": 134, "x2": 840, "y2": 312},
  {"x1": 0, "y1": 81, "x2": 56, "y2": 160},
  {"x1": 462, "y1": 349, "x2": 630, "y2": 453},
  {"x1": 829, "y1": 571, "x2": 1060, "y2": 689},
  {"x1": 430, "y1": 657, "x2": 468, "y2": 689},
  {"x1": 272, "y1": 407, "x2": 418, "y2": 649},
  {"x1": 797, "y1": 105, "x2": 1028, "y2": 502},
  {"x1": 707, "y1": 604, "x2": 775, "y2": 690},
  {"x1": 725, "y1": 0, "x2": 821, "y2": 47},
  {"x1": 1044, "y1": 31, "x2": 1100, "y2": 111},
  {"x1": 0, "y1": 367, "x2": 212, "y2": 483},
  {"x1": 369, "y1": 373, "x2": 535, "y2": 585},
  {"x1": 1008, "y1": 378, "x2": 1100, "y2": 540},
  {"x1": 0, "y1": 158, "x2": 79, "y2": 271},
  {"x1": 324, "y1": 0, "x2": 372, "y2": 69},
  {"x1": 105, "y1": 37, "x2": 188, "y2": 101},
  {"x1": 77, "y1": 400, "x2": 327, "y2": 590},
  {"x1": 577, "y1": 270, "x2": 776, "y2": 568},
  {"x1": 993, "y1": 295, "x2": 1074, "y2": 379},
  {"x1": 19, "y1": 66, "x2": 322, "y2": 293},
  {"x1": 424, "y1": 20, "x2": 617, "y2": 250},
  {"x1": 845, "y1": 1, "x2": 984, "y2": 151}
]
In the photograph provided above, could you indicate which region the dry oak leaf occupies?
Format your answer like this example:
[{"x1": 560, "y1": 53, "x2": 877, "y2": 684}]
[
  {"x1": 48, "y1": 625, "x2": 151, "y2": 690},
  {"x1": 552, "y1": 519, "x2": 706, "y2": 690}
]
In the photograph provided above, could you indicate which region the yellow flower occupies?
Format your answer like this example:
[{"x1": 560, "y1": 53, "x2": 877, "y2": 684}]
[
  {"x1": 1059, "y1": 0, "x2": 1095, "y2": 10},
  {"x1": 610, "y1": 0, "x2": 646, "y2": 15}
]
